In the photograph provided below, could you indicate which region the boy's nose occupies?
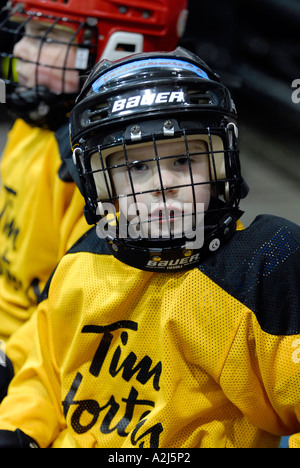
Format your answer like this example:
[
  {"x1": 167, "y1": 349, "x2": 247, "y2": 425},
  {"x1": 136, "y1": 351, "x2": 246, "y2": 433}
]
[{"x1": 152, "y1": 168, "x2": 179, "y2": 196}]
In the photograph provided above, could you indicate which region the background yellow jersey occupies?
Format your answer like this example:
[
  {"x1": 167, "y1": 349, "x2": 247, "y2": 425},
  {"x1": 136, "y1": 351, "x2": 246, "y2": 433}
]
[{"x1": 0, "y1": 119, "x2": 88, "y2": 358}]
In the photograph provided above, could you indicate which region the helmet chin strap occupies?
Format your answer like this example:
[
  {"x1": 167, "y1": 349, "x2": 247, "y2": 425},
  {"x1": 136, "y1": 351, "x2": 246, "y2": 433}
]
[{"x1": 98, "y1": 208, "x2": 242, "y2": 272}]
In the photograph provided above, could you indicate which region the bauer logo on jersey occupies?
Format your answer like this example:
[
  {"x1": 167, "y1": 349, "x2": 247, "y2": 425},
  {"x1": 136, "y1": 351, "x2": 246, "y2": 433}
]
[{"x1": 112, "y1": 90, "x2": 185, "y2": 113}]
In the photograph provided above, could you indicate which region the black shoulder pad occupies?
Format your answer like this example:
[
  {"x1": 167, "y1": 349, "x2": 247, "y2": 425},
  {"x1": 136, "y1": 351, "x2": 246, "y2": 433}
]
[
  {"x1": 67, "y1": 226, "x2": 111, "y2": 256},
  {"x1": 55, "y1": 123, "x2": 74, "y2": 183}
]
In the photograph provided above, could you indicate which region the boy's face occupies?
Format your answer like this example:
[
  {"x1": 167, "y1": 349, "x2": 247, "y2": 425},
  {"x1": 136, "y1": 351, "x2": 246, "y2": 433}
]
[
  {"x1": 13, "y1": 20, "x2": 80, "y2": 94},
  {"x1": 107, "y1": 139, "x2": 211, "y2": 239}
]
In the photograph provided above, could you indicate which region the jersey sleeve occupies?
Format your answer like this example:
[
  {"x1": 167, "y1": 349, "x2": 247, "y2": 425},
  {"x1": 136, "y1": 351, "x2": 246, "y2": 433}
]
[
  {"x1": 220, "y1": 312, "x2": 300, "y2": 438},
  {"x1": 4, "y1": 310, "x2": 37, "y2": 375},
  {"x1": 213, "y1": 216, "x2": 300, "y2": 440},
  {"x1": 0, "y1": 298, "x2": 65, "y2": 448}
]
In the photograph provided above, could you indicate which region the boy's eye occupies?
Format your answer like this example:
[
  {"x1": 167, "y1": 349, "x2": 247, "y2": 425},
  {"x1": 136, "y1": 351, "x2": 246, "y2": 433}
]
[
  {"x1": 174, "y1": 156, "x2": 190, "y2": 166},
  {"x1": 130, "y1": 161, "x2": 148, "y2": 172}
]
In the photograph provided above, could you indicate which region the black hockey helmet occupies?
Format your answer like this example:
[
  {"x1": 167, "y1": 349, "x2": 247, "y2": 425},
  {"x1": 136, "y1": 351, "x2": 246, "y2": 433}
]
[{"x1": 70, "y1": 47, "x2": 248, "y2": 272}]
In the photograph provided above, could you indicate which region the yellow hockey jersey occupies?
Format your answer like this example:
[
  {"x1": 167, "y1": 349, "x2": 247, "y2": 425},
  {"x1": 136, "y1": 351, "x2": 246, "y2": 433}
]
[
  {"x1": 0, "y1": 214, "x2": 300, "y2": 448},
  {"x1": 0, "y1": 119, "x2": 87, "y2": 345}
]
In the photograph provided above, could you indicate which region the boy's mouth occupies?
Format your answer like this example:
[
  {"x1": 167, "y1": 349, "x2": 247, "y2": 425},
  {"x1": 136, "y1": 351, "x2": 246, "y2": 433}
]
[{"x1": 149, "y1": 206, "x2": 184, "y2": 224}]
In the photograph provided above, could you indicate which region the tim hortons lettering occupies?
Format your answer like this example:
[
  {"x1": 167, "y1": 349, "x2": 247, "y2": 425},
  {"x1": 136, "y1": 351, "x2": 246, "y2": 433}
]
[
  {"x1": 0, "y1": 186, "x2": 40, "y2": 302},
  {"x1": 62, "y1": 321, "x2": 163, "y2": 447}
]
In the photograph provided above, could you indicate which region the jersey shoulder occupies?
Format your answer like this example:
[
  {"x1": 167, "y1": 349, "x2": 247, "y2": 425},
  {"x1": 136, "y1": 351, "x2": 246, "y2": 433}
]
[
  {"x1": 199, "y1": 215, "x2": 300, "y2": 335},
  {"x1": 39, "y1": 227, "x2": 111, "y2": 304}
]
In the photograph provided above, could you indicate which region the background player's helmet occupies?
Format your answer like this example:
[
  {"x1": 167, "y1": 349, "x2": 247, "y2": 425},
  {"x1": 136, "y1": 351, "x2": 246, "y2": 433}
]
[
  {"x1": 0, "y1": 0, "x2": 188, "y2": 129},
  {"x1": 70, "y1": 47, "x2": 248, "y2": 272}
]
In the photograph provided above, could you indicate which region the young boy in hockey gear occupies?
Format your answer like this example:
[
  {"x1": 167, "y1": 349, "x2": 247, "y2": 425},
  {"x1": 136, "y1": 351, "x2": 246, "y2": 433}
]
[
  {"x1": 0, "y1": 0, "x2": 187, "y2": 393},
  {"x1": 1, "y1": 48, "x2": 300, "y2": 449}
]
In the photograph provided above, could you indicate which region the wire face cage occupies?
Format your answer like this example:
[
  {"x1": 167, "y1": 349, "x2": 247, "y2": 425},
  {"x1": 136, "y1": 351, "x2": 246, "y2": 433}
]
[
  {"x1": 1, "y1": 7, "x2": 97, "y2": 85},
  {"x1": 73, "y1": 123, "x2": 243, "y2": 271},
  {"x1": 95, "y1": 134, "x2": 210, "y2": 244}
]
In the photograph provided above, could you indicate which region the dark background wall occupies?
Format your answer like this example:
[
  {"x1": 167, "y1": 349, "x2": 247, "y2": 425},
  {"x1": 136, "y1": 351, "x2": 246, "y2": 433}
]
[{"x1": 179, "y1": 0, "x2": 300, "y2": 226}]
